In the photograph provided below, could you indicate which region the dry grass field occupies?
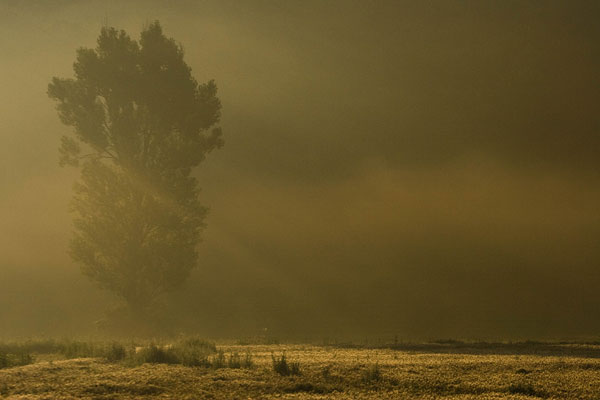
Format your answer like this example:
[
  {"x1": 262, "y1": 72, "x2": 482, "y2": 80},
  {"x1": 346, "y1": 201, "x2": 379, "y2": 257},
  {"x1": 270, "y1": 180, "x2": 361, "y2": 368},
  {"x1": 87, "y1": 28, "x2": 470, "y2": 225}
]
[{"x1": 2, "y1": 342, "x2": 600, "y2": 399}]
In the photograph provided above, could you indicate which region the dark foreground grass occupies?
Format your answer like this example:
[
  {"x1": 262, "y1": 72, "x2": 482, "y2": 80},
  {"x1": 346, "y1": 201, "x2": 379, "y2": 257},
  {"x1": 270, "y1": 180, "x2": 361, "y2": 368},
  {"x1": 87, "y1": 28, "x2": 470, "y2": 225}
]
[{"x1": 2, "y1": 340, "x2": 600, "y2": 399}]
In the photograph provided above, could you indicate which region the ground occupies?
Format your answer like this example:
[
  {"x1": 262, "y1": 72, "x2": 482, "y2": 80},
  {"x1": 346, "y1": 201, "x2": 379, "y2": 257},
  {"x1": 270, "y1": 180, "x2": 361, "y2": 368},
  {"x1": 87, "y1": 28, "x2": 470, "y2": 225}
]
[{"x1": 2, "y1": 343, "x2": 600, "y2": 399}]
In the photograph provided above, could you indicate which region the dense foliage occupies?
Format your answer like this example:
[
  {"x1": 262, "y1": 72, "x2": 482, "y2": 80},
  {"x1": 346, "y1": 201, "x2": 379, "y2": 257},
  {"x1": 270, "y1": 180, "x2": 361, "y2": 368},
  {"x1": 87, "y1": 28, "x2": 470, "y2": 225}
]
[{"x1": 48, "y1": 21, "x2": 223, "y2": 314}]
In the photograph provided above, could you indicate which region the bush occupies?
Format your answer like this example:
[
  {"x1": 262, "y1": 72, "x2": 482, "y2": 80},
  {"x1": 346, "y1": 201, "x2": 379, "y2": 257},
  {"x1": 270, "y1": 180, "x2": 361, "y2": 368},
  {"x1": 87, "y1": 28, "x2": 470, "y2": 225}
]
[
  {"x1": 105, "y1": 342, "x2": 127, "y2": 362},
  {"x1": 135, "y1": 343, "x2": 179, "y2": 365},
  {"x1": 171, "y1": 338, "x2": 215, "y2": 367},
  {"x1": 210, "y1": 350, "x2": 226, "y2": 369},
  {"x1": 224, "y1": 351, "x2": 253, "y2": 369},
  {"x1": 129, "y1": 339, "x2": 253, "y2": 370},
  {"x1": 0, "y1": 351, "x2": 34, "y2": 369},
  {"x1": 272, "y1": 353, "x2": 300, "y2": 376},
  {"x1": 62, "y1": 340, "x2": 98, "y2": 358},
  {"x1": 0, "y1": 339, "x2": 61, "y2": 357}
]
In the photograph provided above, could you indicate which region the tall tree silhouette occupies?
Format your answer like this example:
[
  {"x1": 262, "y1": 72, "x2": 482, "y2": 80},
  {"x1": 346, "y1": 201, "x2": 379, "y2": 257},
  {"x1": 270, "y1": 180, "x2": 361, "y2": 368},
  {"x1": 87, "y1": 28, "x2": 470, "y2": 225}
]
[{"x1": 48, "y1": 21, "x2": 223, "y2": 317}]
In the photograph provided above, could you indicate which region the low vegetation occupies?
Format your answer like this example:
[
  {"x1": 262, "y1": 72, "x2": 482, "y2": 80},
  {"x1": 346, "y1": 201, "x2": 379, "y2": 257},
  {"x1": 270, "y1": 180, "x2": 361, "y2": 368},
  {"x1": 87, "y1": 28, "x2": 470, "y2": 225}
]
[
  {"x1": 362, "y1": 362, "x2": 382, "y2": 383},
  {"x1": 272, "y1": 353, "x2": 301, "y2": 376},
  {"x1": 1, "y1": 339, "x2": 600, "y2": 398},
  {"x1": 0, "y1": 351, "x2": 33, "y2": 369}
]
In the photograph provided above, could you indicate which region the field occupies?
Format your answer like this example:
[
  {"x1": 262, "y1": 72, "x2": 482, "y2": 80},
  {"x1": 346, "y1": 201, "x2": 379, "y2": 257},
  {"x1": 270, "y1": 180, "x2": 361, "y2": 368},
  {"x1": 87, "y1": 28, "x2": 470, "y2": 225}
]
[{"x1": 2, "y1": 340, "x2": 600, "y2": 399}]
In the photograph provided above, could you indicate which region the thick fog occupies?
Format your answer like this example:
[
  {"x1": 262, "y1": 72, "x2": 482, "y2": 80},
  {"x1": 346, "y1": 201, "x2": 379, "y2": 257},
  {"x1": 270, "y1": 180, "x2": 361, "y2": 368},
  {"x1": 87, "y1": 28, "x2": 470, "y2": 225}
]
[{"x1": 1, "y1": 0, "x2": 599, "y2": 340}]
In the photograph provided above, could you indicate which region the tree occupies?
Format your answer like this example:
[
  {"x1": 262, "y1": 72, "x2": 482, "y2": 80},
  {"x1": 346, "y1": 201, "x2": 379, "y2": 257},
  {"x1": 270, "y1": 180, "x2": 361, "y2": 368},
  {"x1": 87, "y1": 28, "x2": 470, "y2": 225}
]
[{"x1": 48, "y1": 21, "x2": 223, "y2": 317}]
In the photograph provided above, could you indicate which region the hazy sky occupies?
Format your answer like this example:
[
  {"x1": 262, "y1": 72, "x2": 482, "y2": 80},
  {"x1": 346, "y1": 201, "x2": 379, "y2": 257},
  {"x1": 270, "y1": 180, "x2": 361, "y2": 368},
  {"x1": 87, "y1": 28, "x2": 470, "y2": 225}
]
[{"x1": 1, "y1": 0, "x2": 599, "y2": 339}]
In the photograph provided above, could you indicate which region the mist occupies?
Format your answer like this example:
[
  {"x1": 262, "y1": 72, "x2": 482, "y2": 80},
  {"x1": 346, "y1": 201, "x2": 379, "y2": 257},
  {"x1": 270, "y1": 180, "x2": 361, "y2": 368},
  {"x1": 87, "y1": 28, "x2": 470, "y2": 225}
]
[{"x1": 1, "y1": 0, "x2": 599, "y2": 340}]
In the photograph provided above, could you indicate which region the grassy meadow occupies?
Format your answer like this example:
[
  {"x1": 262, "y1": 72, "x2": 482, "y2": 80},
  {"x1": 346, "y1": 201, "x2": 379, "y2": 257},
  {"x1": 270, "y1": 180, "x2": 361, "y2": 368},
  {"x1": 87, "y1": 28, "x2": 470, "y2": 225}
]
[{"x1": 1, "y1": 339, "x2": 600, "y2": 399}]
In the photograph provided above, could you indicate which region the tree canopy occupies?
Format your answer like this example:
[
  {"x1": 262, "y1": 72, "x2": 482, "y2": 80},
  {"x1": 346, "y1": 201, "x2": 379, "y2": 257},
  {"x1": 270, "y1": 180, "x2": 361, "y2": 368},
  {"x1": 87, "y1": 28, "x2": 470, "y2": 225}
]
[{"x1": 48, "y1": 21, "x2": 223, "y2": 315}]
